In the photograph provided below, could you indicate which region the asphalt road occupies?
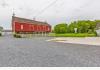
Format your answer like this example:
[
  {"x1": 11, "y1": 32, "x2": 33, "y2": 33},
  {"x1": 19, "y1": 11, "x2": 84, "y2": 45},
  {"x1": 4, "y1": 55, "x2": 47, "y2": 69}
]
[{"x1": 0, "y1": 35, "x2": 100, "y2": 67}]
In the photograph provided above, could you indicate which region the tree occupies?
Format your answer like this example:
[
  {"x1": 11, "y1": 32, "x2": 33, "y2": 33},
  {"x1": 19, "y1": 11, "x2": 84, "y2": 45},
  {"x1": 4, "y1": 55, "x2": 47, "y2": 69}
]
[
  {"x1": 68, "y1": 21, "x2": 77, "y2": 33},
  {"x1": 76, "y1": 20, "x2": 92, "y2": 33},
  {"x1": 53, "y1": 20, "x2": 97, "y2": 34},
  {"x1": 0, "y1": 26, "x2": 3, "y2": 31},
  {"x1": 89, "y1": 21, "x2": 96, "y2": 32},
  {"x1": 54, "y1": 23, "x2": 68, "y2": 34},
  {"x1": 0, "y1": 26, "x2": 3, "y2": 36}
]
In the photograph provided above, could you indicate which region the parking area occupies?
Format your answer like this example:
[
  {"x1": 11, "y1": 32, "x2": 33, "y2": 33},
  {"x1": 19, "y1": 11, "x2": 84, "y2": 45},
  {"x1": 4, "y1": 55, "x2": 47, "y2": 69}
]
[{"x1": 0, "y1": 35, "x2": 100, "y2": 67}]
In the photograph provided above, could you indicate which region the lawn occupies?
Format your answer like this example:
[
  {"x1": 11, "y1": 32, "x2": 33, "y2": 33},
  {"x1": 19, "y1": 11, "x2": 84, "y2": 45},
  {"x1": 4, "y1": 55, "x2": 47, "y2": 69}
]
[{"x1": 49, "y1": 33, "x2": 97, "y2": 37}]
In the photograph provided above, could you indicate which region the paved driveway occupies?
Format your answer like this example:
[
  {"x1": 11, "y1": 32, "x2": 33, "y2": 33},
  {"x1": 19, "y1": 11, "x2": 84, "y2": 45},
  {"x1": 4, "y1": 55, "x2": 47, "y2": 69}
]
[{"x1": 0, "y1": 35, "x2": 100, "y2": 67}]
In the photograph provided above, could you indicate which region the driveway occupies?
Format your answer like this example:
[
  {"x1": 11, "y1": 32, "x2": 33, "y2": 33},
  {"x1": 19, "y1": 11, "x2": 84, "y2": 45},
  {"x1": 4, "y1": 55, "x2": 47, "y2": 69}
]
[{"x1": 0, "y1": 35, "x2": 100, "y2": 67}]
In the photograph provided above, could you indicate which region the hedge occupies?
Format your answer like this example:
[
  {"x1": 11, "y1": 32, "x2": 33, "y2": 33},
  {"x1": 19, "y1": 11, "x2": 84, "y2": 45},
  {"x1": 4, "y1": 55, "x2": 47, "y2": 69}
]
[
  {"x1": 0, "y1": 33, "x2": 2, "y2": 36},
  {"x1": 13, "y1": 34, "x2": 22, "y2": 38}
]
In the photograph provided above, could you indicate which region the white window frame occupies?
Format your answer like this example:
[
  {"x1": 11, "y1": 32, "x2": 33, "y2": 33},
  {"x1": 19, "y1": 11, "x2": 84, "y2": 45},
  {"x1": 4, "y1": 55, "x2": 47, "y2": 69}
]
[
  {"x1": 48, "y1": 27, "x2": 50, "y2": 31},
  {"x1": 21, "y1": 25, "x2": 23, "y2": 30}
]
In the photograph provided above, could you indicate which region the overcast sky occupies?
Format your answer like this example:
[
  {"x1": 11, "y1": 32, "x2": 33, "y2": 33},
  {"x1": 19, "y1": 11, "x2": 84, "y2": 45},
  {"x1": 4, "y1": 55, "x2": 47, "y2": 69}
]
[{"x1": 0, "y1": 0, "x2": 100, "y2": 29}]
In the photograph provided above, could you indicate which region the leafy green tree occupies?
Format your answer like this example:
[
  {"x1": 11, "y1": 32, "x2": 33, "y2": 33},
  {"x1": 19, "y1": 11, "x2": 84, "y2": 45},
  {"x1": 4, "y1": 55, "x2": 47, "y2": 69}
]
[
  {"x1": 53, "y1": 20, "x2": 97, "y2": 34},
  {"x1": 0, "y1": 26, "x2": 3, "y2": 31},
  {"x1": 76, "y1": 20, "x2": 92, "y2": 33},
  {"x1": 68, "y1": 21, "x2": 77, "y2": 33},
  {"x1": 0, "y1": 26, "x2": 3, "y2": 36},
  {"x1": 54, "y1": 23, "x2": 68, "y2": 34},
  {"x1": 89, "y1": 21, "x2": 96, "y2": 32}
]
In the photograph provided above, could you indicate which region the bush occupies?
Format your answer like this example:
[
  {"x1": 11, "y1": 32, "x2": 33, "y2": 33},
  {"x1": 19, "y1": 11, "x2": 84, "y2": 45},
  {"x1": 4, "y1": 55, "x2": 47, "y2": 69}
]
[
  {"x1": 54, "y1": 20, "x2": 97, "y2": 34},
  {"x1": 54, "y1": 23, "x2": 68, "y2": 34},
  {"x1": 94, "y1": 31, "x2": 97, "y2": 36},
  {"x1": 13, "y1": 34, "x2": 22, "y2": 38},
  {"x1": 88, "y1": 29, "x2": 93, "y2": 34},
  {"x1": 0, "y1": 33, "x2": 2, "y2": 36},
  {"x1": 68, "y1": 22, "x2": 77, "y2": 33}
]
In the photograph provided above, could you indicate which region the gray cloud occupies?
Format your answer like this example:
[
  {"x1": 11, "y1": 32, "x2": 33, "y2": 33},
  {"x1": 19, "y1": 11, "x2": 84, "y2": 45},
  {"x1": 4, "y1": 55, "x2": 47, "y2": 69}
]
[
  {"x1": 0, "y1": 0, "x2": 100, "y2": 29},
  {"x1": 0, "y1": 0, "x2": 9, "y2": 8}
]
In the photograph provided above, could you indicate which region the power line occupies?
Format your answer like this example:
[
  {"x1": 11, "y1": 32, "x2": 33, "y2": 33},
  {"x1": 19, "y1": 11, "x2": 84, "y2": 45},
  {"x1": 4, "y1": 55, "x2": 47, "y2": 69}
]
[{"x1": 34, "y1": 0, "x2": 58, "y2": 18}]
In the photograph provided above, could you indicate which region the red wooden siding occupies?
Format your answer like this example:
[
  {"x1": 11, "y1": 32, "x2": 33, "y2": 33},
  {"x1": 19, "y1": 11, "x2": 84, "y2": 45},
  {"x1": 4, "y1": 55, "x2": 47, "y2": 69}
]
[
  {"x1": 12, "y1": 16, "x2": 51, "y2": 33},
  {"x1": 13, "y1": 22, "x2": 51, "y2": 33}
]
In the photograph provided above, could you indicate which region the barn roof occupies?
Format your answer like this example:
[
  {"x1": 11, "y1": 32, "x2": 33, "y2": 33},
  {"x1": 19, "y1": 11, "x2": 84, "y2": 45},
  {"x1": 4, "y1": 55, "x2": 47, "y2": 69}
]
[{"x1": 12, "y1": 16, "x2": 51, "y2": 26}]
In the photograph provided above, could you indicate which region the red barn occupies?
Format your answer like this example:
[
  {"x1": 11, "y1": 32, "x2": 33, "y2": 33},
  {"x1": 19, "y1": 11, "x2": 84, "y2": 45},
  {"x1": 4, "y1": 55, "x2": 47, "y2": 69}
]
[{"x1": 12, "y1": 15, "x2": 51, "y2": 34}]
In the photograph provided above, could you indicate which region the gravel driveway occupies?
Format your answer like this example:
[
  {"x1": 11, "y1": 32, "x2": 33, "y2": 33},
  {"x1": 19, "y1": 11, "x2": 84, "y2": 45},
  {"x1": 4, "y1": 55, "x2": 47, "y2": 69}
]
[{"x1": 0, "y1": 35, "x2": 100, "y2": 67}]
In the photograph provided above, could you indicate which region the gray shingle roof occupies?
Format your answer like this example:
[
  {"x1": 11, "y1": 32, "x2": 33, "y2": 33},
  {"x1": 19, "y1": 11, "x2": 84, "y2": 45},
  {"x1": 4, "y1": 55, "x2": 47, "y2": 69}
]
[{"x1": 12, "y1": 16, "x2": 51, "y2": 26}]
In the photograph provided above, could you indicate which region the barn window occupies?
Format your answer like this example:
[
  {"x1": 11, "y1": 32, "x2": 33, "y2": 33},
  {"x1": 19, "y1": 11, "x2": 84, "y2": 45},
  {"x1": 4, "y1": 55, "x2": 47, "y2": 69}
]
[
  {"x1": 21, "y1": 25, "x2": 23, "y2": 30},
  {"x1": 43, "y1": 26, "x2": 46, "y2": 30},
  {"x1": 33, "y1": 25, "x2": 34, "y2": 30},
  {"x1": 47, "y1": 27, "x2": 50, "y2": 31}
]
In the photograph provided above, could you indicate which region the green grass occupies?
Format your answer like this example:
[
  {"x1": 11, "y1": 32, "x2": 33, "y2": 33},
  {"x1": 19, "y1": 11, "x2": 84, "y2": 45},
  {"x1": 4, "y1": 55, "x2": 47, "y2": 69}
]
[{"x1": 49, "y1": 33, "x2": 97, "y2": 37}]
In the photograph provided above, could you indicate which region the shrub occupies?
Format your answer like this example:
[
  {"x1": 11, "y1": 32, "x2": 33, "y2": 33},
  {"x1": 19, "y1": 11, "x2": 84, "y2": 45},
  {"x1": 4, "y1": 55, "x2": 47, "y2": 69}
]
[
  {"x1": 13, "y1": 34, "x2": 22, "y2": 38},
  {"x1": 68, "y1": 22, "x2": 77, "y2": 33},
  {"x1": 0, "y1": 33, "x2": 2, "y2": 36},
  {"x1": 54, "y1": 23, "x2": 68, "y2": 34},
  {"x1": 94, "y1": 31, "x2": 97, "y2": 36},
  {"x1": 88, "y1": 29, "x2": 93, "y2": 34},
  {"x1": 53, "y1": 20, "x2": 97, "y2": 34}
]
